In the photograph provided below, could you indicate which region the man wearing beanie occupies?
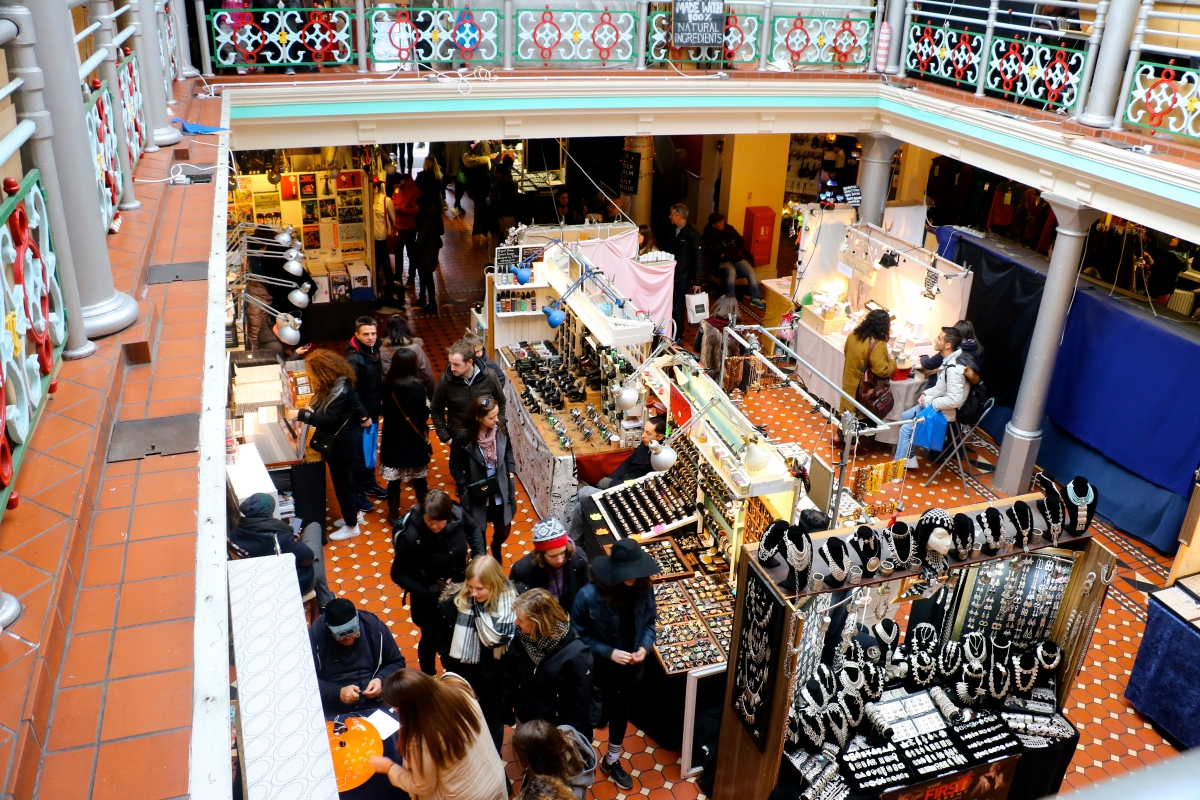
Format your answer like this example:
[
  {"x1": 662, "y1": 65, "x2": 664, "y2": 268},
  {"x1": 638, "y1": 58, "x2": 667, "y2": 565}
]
[
  {"x1": 509, "y1": 518, "x2": 590, "y2": 614},
  {"x1": 309, "y1": 598, "x2": 405, "y2": 713},
  {"x1": 229, "y1": 493, "x2": 318, "y2": 599}
]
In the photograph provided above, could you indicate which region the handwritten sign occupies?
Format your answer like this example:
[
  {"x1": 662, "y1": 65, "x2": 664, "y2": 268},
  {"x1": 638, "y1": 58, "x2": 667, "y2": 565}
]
[
  {"x1": 618, "y1": 150, "x2": 641, "y2": 195},
  {"x1": 843, "y1": 184, "x2": 861, "y2": 207},
  {"x1": 673, "y1": 0, "x2": 724, "y2": 47}
]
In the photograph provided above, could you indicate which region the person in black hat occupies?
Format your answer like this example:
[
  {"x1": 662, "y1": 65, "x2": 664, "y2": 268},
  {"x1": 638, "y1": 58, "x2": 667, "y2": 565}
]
[
  {"x1": 570, "y1": 539, "x2": 659, "y2": 791},
  {"x1": 309, "y1": 598, "x2": 406, "y2": 714}
]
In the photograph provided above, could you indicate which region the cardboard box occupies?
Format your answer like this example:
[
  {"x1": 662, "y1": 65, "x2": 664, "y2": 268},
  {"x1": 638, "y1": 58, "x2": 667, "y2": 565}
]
[
  {"x1": 801, "y1": 304, "x2": 847, "y2": 336},
  {"x1": 347, "y1": 260, "x2": 374, "y2": 302}
]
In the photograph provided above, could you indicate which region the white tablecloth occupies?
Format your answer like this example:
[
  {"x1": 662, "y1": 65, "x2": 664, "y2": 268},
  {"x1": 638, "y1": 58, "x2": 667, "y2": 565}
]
[{"x1": 790, "y1": 320, "x2": 926, "y2": 445}]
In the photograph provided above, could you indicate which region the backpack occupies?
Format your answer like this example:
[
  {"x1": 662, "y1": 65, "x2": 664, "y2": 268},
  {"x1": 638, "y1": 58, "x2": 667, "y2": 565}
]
[{"x1": 957, "y1": 367, "x2": 990, "y2": 427}]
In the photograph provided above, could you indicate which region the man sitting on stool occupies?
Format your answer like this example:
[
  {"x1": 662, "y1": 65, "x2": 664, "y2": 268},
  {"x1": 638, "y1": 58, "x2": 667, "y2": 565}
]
[
  {"x1": 310, "y1": 598, "x2": 406, "y2": 714},
  {"x1": 701, "y1": 213, "x2": 765, "y2": 310},
  {"x1": 598, "y1": 418, "x2": 664, "y2": 489}
]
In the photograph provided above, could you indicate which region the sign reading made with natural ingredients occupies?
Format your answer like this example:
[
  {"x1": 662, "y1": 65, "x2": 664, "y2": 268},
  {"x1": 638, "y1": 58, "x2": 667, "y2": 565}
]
[{"x1": 672, "y1": 0, "x2": 724, "y2": 47}]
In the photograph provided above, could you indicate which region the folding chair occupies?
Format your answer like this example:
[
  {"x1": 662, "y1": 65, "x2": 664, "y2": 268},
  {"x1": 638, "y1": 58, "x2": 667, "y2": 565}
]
[{"x1": 923, "y1": 397, "x2": 996, "y2": 495}]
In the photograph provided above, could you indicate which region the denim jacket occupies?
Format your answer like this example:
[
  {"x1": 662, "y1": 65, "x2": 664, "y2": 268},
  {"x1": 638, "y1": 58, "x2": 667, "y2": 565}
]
[{"x1": 570, "y1": 583, "x2": 656, "y2": 661}]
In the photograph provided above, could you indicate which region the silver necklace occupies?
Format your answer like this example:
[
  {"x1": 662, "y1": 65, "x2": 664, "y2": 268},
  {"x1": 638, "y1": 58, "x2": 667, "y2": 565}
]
[
  {"x1": 838, "y1": 688, "x2": 864, "y2": 726},
  {"x1": 798, "y1": 706, "x2": 824, "y2": 748},
  {"x1": 824, "y1": 704, "x2": 849, "y2": 747},
  {"x1": 1036, "y1": 641, "x2": 1061, "y2": 671},
  {"x1": 988, "y1": 662, "x2": 1010, "y2": 699},
  {"x1": 938, "y1": 641, "x2": 962, "y2": 676},
  {"x1": 785, "y1": 532, "x2": 812, "y2": 572},
  {"x1": 1011, "y1": 654, "x2": 1039, "y2": 693},
  {"x1": 820, "y1": 543, "x2": 847, "y2": 581},
  {"x1": 840, "y1": 663, "x2": 864, "y2": 691},
  {"x1": 963, "y1": 631, "x2": 987, "y2": 663},
  {"x1": 910, "y1": 650, "x2": 936, "y2": 686},
  {"x1": 910, "y1": 622, "x2": 938, "y2": 653}
]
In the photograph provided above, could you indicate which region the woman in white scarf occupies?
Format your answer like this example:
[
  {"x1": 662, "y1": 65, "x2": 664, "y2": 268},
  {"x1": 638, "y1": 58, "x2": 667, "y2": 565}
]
[{"x1": 438, "y1": 555, "x2": 516, "y2": 751}]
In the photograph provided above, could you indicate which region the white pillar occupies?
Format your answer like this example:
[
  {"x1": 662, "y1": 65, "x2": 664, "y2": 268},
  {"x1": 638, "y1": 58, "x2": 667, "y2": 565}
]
[
  {"x1": 1077, "y1": 0, "x2": 1142, "y2": 128},
  {"x1": 169, "y1": 0, "x2": 200, "y2": 78},
  {"x1": 992, "y1": 195, "x2": 1103, "y2": 494},
  {"x1": 91, "y1": 0, "x2": 141, "y2": 211},
  {"x1": 855, "y1": 133, "x2": 902, "y2": 226},
  {"x1": 884, "y1": 0, "x2": 907, "y2": 74},
  {"x1": 21, "y1": 0, "x2": 138, "y2": 339},
  {"x1": 0, "y1": 4, "x2": 99, "y2": 357},
  {"x1": 132, "y1": 0, "x2": 180, "y2": 146}
]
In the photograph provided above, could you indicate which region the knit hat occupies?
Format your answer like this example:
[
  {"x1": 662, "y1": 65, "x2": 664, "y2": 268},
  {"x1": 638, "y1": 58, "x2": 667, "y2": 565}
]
[
  {"x1": 324, "y1": 598, "x2": 359, "y2": 639},
  {"x1": 238, "y1": 492, "x2": 276, "y2": 520},
  {"x1": 532, "y1": 518, "x2": 569, "y2": 552}
]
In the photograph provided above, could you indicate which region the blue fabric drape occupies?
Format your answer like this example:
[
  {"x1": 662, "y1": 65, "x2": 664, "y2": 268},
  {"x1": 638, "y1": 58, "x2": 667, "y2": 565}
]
[{"x1": 1126, "y1": 596, "x2": 1200, "y2": 748}]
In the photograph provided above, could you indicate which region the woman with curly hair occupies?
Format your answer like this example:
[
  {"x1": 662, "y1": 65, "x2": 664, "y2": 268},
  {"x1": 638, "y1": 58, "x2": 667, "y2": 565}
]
[
  {"x1": 841, "y1": 307, "x2": 895, "y2": 414},
  {"x1": 286, "y1": 349, "x2": 368, "y2": 541}
]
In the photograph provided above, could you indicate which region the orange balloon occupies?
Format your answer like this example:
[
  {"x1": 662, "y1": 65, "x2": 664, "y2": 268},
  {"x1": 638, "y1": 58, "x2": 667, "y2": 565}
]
[{"x1": 327, "y1": 716, "x2": 384, "y2": 792}]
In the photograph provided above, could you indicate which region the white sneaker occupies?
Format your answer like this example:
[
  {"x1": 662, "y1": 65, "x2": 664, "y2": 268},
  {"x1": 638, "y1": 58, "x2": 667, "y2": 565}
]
[
  {"x1": 330, "y1": 525, "x2": 360, "y2": 542},
  {"x1": 285, "y1": 67, "x2": 295, "y2": 75},
  {"x1": 332, "y1": 511, "x2": 366, "y2": 529},
  {"x1": 236, "y1": 66, "x2": 248, "y2": 76},
  {"x1": 905, "y1": 457, "x2": 919, "y2": 470}
]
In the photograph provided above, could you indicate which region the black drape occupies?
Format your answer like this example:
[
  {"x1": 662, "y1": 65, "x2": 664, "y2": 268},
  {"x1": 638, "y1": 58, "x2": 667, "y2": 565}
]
[{"x1": 960, "y1": 240, "x2": 1046, "y2": 408}]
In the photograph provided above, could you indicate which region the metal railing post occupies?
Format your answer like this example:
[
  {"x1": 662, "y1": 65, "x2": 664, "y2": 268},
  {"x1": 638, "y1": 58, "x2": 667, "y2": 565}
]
[
  {"x1": 168, "y1": 0, "x2": 198, "y2": 77},
  {"x1": 91, "y1": 0, "x2": 140, "y2": 210},
  {"x1": 194, "y1": 0, "x2": 213, "y2": 77},
  {"x1": 635, "y1": 0, "x2": 649, "y2": 70},
  {"x1": 758, "y1": 0, "x2": 773, "y2": 70},
  {"x1": 869, "y1": 0, "x2": 884, "y2": 72},
  {"x1": 503, "y1": 0, "x2": 515, "y2": 71},
  {"x1": 1071, "y1": 0, "x2": 1108, "y2": 119},
  {"x1": 155, "y1": 1, "x2": 176, "y2": 105},
  {"x1": 884, "y1": 0, "x2": 907, "y2": 73},
  {"x1": 974, "y1": 0, "x2": 998, "y2": 97},
  {"x1": 355, "y1": 0, "x2": 368, "y2": 72},
  {"x1": 1111, "y1": 0, "x2": 1153, "y2": 131},
  {"x1": 900, "y1": 0, "x2": 915, "y2": 77}
]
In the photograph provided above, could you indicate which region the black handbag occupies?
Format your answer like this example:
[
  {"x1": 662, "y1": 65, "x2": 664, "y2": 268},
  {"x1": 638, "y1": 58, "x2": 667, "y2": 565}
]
[
  {"x1": 309, "y1": 414, "x2": 349, "y2": 457},
  {"x1": 467, "y1": 473, "x2": 502, "y2": 504}
]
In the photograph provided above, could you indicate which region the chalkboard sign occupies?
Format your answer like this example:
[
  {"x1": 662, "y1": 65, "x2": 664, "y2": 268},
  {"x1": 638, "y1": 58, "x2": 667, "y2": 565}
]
[
  {"x1": 494, "y1": 245, "x2": 521, "y2": 271},
  {"x1": 843, "y1": 184, "x2": 862, "y2": 207},
  {"x1": 618, "y1": 150, "x2": 641, "y2": 195},
  {"x1": 672, "y1": 0, "x2": 724, "y2": 47}
]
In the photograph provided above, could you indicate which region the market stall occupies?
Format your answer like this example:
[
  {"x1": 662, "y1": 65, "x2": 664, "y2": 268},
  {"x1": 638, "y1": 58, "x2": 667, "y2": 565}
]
[{"x1": 709, "y1": 476, "x2": 1111, "y2": 800}]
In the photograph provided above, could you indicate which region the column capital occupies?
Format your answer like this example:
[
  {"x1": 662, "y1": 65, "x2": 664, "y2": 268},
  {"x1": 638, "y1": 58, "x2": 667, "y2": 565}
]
[
  {"x1": 856, "y1": 133, "x2": 903, "y2": 163},
  {"x1": 1041, "y1": 193, "x2": 1104, "y2": 236}
]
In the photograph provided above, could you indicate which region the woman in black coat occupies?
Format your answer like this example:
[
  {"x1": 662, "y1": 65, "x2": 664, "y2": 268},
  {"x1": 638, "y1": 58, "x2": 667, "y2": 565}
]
[
  {"x1": 380, "y1": 348, "x2": 431, "y2": 525},
  {"x1": 503, "y1": 588, "x2": 593, "y2": 740},
  {"x1": 509, "y1": 518, "x2": 589, "y2": 615},
  {"x1": 449, "y1": 395, "x2": 516, "y2": 562},
  {"x1": 414, "y1": 197, "x2": 444, "y2": 313},
  {"x1": 287, "y1": 350, "x2": 367, "y2": 541}
]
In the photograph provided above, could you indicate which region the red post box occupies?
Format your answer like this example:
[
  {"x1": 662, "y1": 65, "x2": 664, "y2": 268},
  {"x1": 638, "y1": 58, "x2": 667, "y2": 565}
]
[{"x1": 743, "y1": 206, "x2": 776, "y2": 267}]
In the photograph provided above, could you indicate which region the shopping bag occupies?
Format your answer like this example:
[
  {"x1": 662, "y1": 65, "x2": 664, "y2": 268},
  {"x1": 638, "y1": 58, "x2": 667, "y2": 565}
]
[
  {"x1": 685, "y1": 292, "x2": 709, "y2": 324},
  {"x1": 912, "y1": 405, "x2": 948, "y2": 451},
  {"x1": 362, "y1": 420, "x2": 379, "y2": 469}
]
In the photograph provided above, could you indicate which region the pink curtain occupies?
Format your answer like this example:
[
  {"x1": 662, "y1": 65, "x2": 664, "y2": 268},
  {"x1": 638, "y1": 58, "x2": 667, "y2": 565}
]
[{"x1": 575, "y1": 228, "x2": 676, "y2": 328}]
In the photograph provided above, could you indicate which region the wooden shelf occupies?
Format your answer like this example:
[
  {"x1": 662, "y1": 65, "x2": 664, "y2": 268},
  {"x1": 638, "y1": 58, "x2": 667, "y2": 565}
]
[{"x1": 496, "y1": 310, "x2": 545, "y2": 318}]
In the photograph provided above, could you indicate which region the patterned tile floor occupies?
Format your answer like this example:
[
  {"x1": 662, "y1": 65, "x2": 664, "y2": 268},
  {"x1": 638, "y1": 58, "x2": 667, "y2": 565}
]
[{"x1": 319, "y1": 183, "x2": 1177, "y2": 798}]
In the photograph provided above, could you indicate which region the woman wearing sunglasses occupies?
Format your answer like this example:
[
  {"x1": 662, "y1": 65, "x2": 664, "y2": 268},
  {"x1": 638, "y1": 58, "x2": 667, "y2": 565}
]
[{"x1": 449, "y1": 396, "x2": 517, "y2": 562}]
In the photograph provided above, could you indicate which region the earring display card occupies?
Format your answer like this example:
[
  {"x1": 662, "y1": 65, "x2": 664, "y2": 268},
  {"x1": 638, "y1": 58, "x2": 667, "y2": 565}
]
[
  {"x1": 954, "y1": 552, "x2": 1076, "y2": 643},
  {"x1": 732, "y1": 567, "x2": 788, "y2": 751}
]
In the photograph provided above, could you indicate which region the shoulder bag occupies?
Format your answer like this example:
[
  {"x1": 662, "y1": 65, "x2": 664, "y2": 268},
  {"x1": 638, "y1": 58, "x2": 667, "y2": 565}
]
[
  {"x1": 856, "y1": 338, "x2": 895, "y2": 417},
  {"x1": 390, "y1": 391, "x2": 433, "y2": 459},
  {"x1": 310, "y1": 415, "x2": 349, "y2": 457}
]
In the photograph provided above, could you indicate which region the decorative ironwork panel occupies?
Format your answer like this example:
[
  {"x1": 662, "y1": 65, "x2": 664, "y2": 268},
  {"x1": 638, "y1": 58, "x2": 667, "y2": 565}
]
[
  {"x1": 208, "y1": 8, "x2": 355, "y2": 67},
  {"x1": 649, "y1": 11, "x2": 759, "y2": 64},
  {"x1": 985, "y1": 35, "x2": 1085, "y2": 109},
  {"x1": 118, "y1": 54, "x2": 147, "y2": 168},
  {"x1": 903, "y1": 22, "x2": 983, "y2": 88},
  {"x1": 164, "y1": 1, "x2": 181, "y2": 81},
  {"x1": 770, "y1": 14, "x2": 871, "y2": 66},
  {"x1": 85, "y1": 81, "x2": 124, "y2": 232},
  {"x1": 0, "y1": 170, "x2": 68, "y2": 491},
  {"x1": 515, "y1": 6, "x2": 637, "y2": 65},
  {"x1": 1124, "y1": 61, "x2": 1200, "y2": 140},
  {"x1": 368, "y1": 5, "x2": 501, "y2": 64}
]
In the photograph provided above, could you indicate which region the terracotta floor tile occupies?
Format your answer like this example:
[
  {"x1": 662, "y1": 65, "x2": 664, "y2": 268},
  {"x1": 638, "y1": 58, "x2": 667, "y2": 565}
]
[
  {"x1": 149, "y1": 356, "x2": 203, "y2": 379},
  {"x1": 47, "y1": 684, "x2": 103, "y2": 751},
  {"x1": 138, "y1": 452, "x2": 200, "y2": 473},
  {"x1": 58, "y1": 396, "x2": 103, "y2": 427},
  {"x1": 46, "y1": 380, "x2": 99, "y2": 411},
  {"x1": 129, "y1": 499, "x2": 197, "y2": 540},
  {"x1": 5, "y1": 581, "x2": 51, "y2": 644},
  {"x1": 96, "y1": 476, "x2": 135, "y2": 511},
  {"x1": 156, "y1": 339, "x2": 205, "y2": 359},
  {"x1": 71, "y1": 587, "x2": 119, "y2": 634},
  {"x1": 12, "y1": 454, "x2": 79, "y2": 499},
  {"x1": 36, "y1": 745, "x2": 96, "y2": 800},
  {"x1": 0, "y1": 502, "x2": 67, "y2": 553},
  {"x1": 92, "y1": 729, "x2": 191, "y2": 800},
  {"x1": 0, "y1": 553, "x2": 52, "y2": 597},
  {"x1": 10, "y1": 524, "x2": 68, "y2": 575},
  {"x1": 59, "y1": 630, "x2": 112, "y2": 688},
  {"x1": 108, "y1": 620, "x2": 192, "y2": 679},
  {"x1": 122, "y1": 535, "x2": 196, "y2": 583},
  {"x1": 115, "y1": 575, "x2": 194, "y2": 628},
  {"x1": 147, "y1": 398, "x2": 203, "y2": 417},
  {"x1": 88, "y1": 509, "x2": 132, "y2": 548},
  {"x1": 41, "y1": 431, "x2": 93, "y2": 470},
  {"x1": 133, "y1": 471, "x2": 197, "y2": 506},
  {"x1": 100, "y1": 669, "x2": 192, "y2": 741},
  {"x1": 29, "y1": 474, "x2": 86, "y2": 517},
  {"x1": 120, "y1": 382, "x2": 149, "y2": 406},
  {"x1": 80, "y1": 545, "x2": 125, "y2": 589},
  {"x1": 0, "y1": 650, "x2": 35, "y2": 730},
  {"x1": 146, "y1": 376, "x2": 202, "y2": 402}
]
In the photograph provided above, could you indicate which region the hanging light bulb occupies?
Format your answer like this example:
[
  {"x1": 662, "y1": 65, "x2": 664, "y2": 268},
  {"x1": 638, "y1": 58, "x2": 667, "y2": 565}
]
[
  {"x1": 276, "y1": 313, "x2": 302, "y2": 345},
  {"x1": 288, "y1": 283, "x2": 312, "y2": 308},
  {"x1": 267, "y1": 169, "x2": 281, "y2": 185}
]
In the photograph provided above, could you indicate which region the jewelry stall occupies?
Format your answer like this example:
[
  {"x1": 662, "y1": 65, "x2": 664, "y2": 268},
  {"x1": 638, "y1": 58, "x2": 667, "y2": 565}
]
[{"x1": 713, "y1": 475, "x2": 1111, "y2": 800}]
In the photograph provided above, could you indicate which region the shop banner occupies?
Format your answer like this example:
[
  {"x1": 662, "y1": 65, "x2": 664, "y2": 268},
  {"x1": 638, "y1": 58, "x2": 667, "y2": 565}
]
[{"x1": 882, "y1": 756, "x2": 1019, "y2": 800}]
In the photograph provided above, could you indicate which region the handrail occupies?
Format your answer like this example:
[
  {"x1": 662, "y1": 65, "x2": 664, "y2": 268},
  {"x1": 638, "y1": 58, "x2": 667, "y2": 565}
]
[
  {"x1": 78, "y1": 47, "x2": 109, "y2": 81},
  {"x1": 113, "y1": 24, "x2": 135, "y2": 49},
  {"x1": 74, "y1": 21, "x2": 102, "y2": 43},
  {"x1": 0, "y1": 77, "x2": 23, "y2": 105},
  {"x1": 0, "y1": 119, "x2": 35, "y2": 168}
]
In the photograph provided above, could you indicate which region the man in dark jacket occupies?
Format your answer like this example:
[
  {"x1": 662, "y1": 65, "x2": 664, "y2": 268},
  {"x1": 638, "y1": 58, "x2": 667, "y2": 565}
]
[
  {"x1": 464, "y1": 333, "x2": 506, "y2": 387},
  {"x1": 390, "y1": 490, "x2": 485, "y2": 674},
  {"x1": 431, "y1": 339, "x2": 507, "y2": 443},
  {"x1": 346, "y1": 316, "x2": 387, "y2": 502},
  {"x1": 309, "y1": 598, "x2": 405, "y2": 714},
  {"x1": 598, "y1": 417, "x2": 664, "y2": 489},
  {"x1": 701, "y1": 213, "x2": 764, "y2": 309},
  {"x1": 509, "y1": 519, "x2": 590, "y2": 615},
  {"x1": 229, "y1": 493, "x2": 316, "y2": 597},
  {"x1": 663, "y1": 203, "x2": 705, "y2": 343}
]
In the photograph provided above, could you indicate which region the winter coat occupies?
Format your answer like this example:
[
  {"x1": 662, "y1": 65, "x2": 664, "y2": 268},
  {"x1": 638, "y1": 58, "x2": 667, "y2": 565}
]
[
  {"x1": 345, "y1": 336, "x2": 384, "y2": 418},
  {"x1": 604, "y1": 444, "x2": 653, "y2": 486},
  {"x1": 463, "y1": 143, "x2": 494, "y2": 201},
  {"x1": 664, "y1": 223, "x2": 705, "y2": 285},
  {"x1": 449, "y1": 426, "x2": 516, "y2": 529},
  {"x1": 924, "y1": 349, "x2": 967, "y2": 421},
  {"x1": 444, "y1": 141, "x2": 468, "y2": 180},
  {"x1": 380, "y1": 337, "x2": 436, "y2": 398},
  {"x1": 489, "y1": 173, "x2": 519, "y2": 221},
  {"x1": 701, "y1": 223, "x2": 749, "y2": 266},
  {"x1": 841, "y1": 333, "x2": 896, "y2": 414},
  {"x1": 501, "y1": 627, "x2": 593, "y2": 735},
  {"x1": 230, "y1": 505, "x2": 315, "y2": 595},
  {"x1": 392, "y1": 180, "x2": 421, "y2": 231},
  {"x1": 415, "y1": 209, "x2": 444, "y2": 269},
  {"x1": 297, "y1": 377, "x2": 367, "y2": 457},
  {"x1": 391, "y1": 503, "x2": 485, "y2": 625},
  {"x1": 509, "y1": 547, "x2": 590, "y2": 616},
  {"x1": 380, "y1": 379, "x2": 431, "y2": 471},
  {"x1": 570, "y1": 583, "x2": 657, "y2": 661},
  {"x1": 309, "y1": 609, "x2": 406, "y2": 713},
  {"x1": 416, "y1": 168, "x2": 443, "y2": 207},
  {"x1": 431, "y1": 356, "x2": 507, "y2": 443}
]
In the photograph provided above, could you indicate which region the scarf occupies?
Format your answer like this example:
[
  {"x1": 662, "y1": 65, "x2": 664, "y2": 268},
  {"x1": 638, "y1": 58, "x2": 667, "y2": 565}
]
[
  {"x1": 449, "y1": 589, "x2": 515, "y2": 664},
  {"x1": 518, "y1": 618, "x2": 570, "y2": 666},
  {"x1": 477, "y1": 424, "x2": 498, "y2": 469}
]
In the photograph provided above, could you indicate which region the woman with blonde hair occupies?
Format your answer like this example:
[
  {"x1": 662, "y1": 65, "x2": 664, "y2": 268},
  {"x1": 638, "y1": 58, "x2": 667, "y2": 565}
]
[
  {"x1": 285, "y1": 349, "x2": 367, "y2": 541},
  {"x1": 370, "y1": 669, "x2": 506, "y2": 800},
  {"x1": 437, "y1": 555, "x2": 516, "y2": 750}
]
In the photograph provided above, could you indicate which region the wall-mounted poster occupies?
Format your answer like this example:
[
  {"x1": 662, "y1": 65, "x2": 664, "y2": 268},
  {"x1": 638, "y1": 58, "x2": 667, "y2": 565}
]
[
  {"x1": 302, "y1": 226, "x2": 321, "y2": 249},
  {"x1": 280, "y1": 174, "x2": 299, "y2": 201},
  {"x1": 732, "y1": 565, "x2": 787, "y2": 751},
  {"x1": 339, "y1": 223, "x2": 365, "y2": 243},
  {"x1": 337, "y1": 171, "x2": 363, "y2": 189},
  {"x1": 253, "y1": 191, "x2": 281, "y2": 216},
  {"x1": 319, "y1": 221, "x2": 339, "y2": 250},
  {"x1": 338, "y1": 205, "x2": 363, "y2": 224},
  {"x1": 302, "y1": 200, "x2": 318, "y2": 225},
  {"x1": 337, "y1": 189, "x2": 363, "y2": 208},
  {"x1": 319, "y1": 198, "x2": 337, "y2": 219},
  {"x1": 299, "y1": 173, "x2": 317, "y2": 199},
  {"x1": 341, "y1": 241, "x2": 366, "y2": 258}
]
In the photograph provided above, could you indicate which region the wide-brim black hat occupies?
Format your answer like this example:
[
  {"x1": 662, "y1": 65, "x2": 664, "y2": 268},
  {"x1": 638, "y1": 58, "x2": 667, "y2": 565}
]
[{"x1": 593, "y1": 538, "x2": 659, "y2": 585}]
